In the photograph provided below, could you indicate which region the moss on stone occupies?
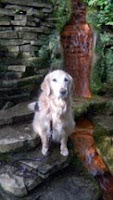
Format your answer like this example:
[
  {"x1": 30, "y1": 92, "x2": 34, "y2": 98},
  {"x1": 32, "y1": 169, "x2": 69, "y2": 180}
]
[
  {"x1": 83, "y1": 1, "x2": 113, "y2": 96},
  {"x1": 30, "y1": 0, "x2": 72, "y2": 74},
  {"x1": 49, "y1": 0, "x2": 72, "y2": 32},
  {"x1": 94, "y1": 124, "x2": 113, "y2": 175}
]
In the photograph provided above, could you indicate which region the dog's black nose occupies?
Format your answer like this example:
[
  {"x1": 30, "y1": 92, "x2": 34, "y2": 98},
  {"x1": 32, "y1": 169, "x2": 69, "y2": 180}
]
[{"x1": 60, "y1": 89, "x2": 67, "y2": 95}]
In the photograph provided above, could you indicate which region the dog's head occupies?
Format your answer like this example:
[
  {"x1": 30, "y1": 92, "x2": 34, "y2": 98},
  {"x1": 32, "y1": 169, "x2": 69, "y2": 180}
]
[{"x1": 41, "y1": 70, "x2": 74, "y2": 99}]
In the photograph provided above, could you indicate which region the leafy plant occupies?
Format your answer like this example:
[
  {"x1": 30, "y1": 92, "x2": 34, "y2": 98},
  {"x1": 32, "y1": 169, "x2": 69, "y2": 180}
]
[
  {"x1": 84, "y1": 0, "x2": 113, "y2": 27},
  {"x1": 49, "y1": 0, "x2": 72, "y2": 31}
]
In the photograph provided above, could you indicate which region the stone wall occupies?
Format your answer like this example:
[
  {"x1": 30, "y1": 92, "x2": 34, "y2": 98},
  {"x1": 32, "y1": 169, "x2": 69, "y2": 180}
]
[
  {"x1": 0, "y1": 0, "x2": 72, "y2": 108},
  {"x1": 0, "y1": 0, "x2": 53, "y2": 63},
  {"x1": 0, "y1": 0, "x2": 55, "y2": 108}
]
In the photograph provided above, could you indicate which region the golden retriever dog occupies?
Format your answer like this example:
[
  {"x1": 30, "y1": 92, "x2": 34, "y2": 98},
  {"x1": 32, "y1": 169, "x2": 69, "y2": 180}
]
[{"x1": 29, "y1": 70, "x2": 75, "y2": 156}]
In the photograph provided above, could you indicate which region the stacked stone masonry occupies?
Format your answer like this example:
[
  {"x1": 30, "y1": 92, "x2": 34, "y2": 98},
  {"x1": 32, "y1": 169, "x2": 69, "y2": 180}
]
[
  {"x1": 0, "y1": 0, "x2": 54, "y2": 108},
  {"x1": 0, "y1": 0, "x2": 53, "y2": 59}
]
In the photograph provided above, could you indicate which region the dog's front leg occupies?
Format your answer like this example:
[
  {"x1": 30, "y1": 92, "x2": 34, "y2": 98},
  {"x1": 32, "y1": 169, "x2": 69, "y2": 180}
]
[
  {"x1": 60, "y1": 134, "x2": 69, "y2": 156},
  {"x1": 41, "y1": 135, "x2": 49, "y2": 156}
]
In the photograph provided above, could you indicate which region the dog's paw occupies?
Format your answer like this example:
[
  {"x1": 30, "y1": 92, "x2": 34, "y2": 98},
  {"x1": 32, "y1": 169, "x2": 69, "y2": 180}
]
[
  {"x1": 42, "y1": 147, "x2": 48, "y2": 156},
  {"x1": 60, "y1": 148, "x2": 69, "y2": 156}
]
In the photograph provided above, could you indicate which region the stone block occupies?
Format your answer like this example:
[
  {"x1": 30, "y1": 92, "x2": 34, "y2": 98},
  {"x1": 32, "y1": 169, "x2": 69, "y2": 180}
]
[
  {"x1": 22, "y1": 52, "x2": 33, "y2": 58},
  {"x1": 6, "y1": 46, "x2": 19, "y2": 52},
  {"x1": 8, "y1": 65, "x2": 26, "y2": 72},
  {"x1": 18, "y1": 32, "x2": 38, "y2": 40},
  {"x1": 30, "y1": 16, "x2": 40, "y2": 24},
  {"x1": 27, "y1": 8, "x2": 44, "y2": 18},
  {"x1": 0, "y1": 31, "x2": 18, "y2": 39},
  {"x1": 41, "y1": 22, "x2": 54, "y2": 28},
  {"x1": 5, "y1": 4, "x2": 29, "y2": 12},
  {"x1": 0, "y1": 27, "x2": 12, "y2": 31},
  {"x1": 20, "y1": 44, "x2": 31, "y2": 52},
  {"x1": 30, "y1": 40, "x2": 42, "y2": 46},
  {"x1": 0, "y1": 8, "x2": 15, "y2": 16},
  {"x1": 0, "y1": 172, "x2": 28, "y2": 197},
  {"x1": 0, "y1": 123, "x2": 39, "y2": 153},
  {"x1": 0, "y1": 101, "x2": 33, "y2": 126},
  {"x1": 14, "y1": 14, "x2": 26, "y2": 21},
  {"x1": 26, "y1": 21, "x2": 36, "y2": 27},
  {"x1": 0, "y1": 74, "x2": 43, "y2": 89},
  {"x1": 1, "y1": 0, "x2": 52, "y2": 9},
  {"x1": 0, "y1": 39, "x2": 31, "y2": 46},
  {"x1": 11, "y1": 19, "x2": 27, "y2": 26},
  {"x1": 0, "y1": 17, "x2": 11, "y2": 25},
  {"x1": 15, "y1": 26, "x2": 45, "y2": 33},
  {"x1": 0, "y1": 72, "x2": 22, "y2": 81},
  {"x1": 42, "y1": 8, "x2": 53, "y2": 13}
]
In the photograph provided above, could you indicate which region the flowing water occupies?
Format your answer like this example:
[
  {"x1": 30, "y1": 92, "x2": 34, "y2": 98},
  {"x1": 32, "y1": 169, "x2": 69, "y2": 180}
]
[
  {"x1": 71, "y1": 119, "x2": 113, "y2": 200},
  {"x1": 61, "y1": 0, "x2": 92, "y2": 97}
]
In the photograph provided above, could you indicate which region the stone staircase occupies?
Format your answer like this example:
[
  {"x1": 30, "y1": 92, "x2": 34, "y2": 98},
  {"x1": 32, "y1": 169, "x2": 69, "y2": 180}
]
[
  {"x1": 0, "y1": 69, "x2": 46, "y2": 109},
  {"x1": 0, "y1": 101, "x2": 72, "y2": 198},
  {"x1": 0, "y1": 101, "x2": 101, "y2": 200}
]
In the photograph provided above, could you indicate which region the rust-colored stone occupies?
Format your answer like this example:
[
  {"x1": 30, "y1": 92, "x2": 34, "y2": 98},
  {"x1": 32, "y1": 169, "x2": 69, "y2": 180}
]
[
  {"x1": 61, "y1": 0, "x2": 92, "y2": 97},
  {"x1": 71, "y1": 118, "x2": 113, "y2": 200}
]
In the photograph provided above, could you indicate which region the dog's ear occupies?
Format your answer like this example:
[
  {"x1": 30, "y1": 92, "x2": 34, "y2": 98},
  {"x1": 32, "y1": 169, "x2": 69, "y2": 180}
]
[
  {"x1": 41, "y1": 74, "x2": 51, "y2": 96},
  {"x1": 67, "y1": 74, "x2": 75, "y2": 95}
]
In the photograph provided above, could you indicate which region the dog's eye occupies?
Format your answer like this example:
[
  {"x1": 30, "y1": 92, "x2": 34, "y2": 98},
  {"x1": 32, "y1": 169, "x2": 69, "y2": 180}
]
[
  {"x1": 52, "y1": 78, "x2": 57, "y2": 82},
  {"x1": 64, "y1": 78, "x2": 68, "y2": 82}
]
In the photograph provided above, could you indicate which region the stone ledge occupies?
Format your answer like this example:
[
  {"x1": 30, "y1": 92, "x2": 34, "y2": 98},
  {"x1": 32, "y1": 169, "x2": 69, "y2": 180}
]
[
  {"x1": 15, "y1": 26, "x2": 47, "y2": 33},
  {"x1": 0, "y1": 93, "x2": 30, "y2": 104},
  {"x1": 0, "y1": 8, "x2": 15, "y2": 16},
  {"x1": 8, "y1": 65, "x2": 26, "y2": 72},
  {"x1": 0, "y1": 144, "x2": 72, "y2": 197},
  {"x1": 0, "y1": 123, "x2": 39, "y2": 153},
  {"x1": 0, "y1": 74, "x2": 43, "y2": 88},
  {"x1": 1, "y1": 0, "x2": 52, "y2": 9},
  {"x1": 0, "y1": 85, "x2": 33, "y2": 97},
  {"x1": 0, "y1": 101, "x2": 33, "y2": 126}
]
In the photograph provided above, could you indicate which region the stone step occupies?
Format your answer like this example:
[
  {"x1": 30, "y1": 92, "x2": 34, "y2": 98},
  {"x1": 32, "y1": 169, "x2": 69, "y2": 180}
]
[
  {"x1": 0, "y1": 74, "x2": 43, "y2": 88},
  {"x1": 0, "y1": 144, "x2": 72, "y2": 197},
  {"x1": 0, "y1": 71, "x2": 22, "y2": 80},
  {"x1": 0, "y1": 101, "x2": 33, "y2": 126},
  {"x1": 0, "y1": 92, "x2": 31, "y2": 106},
  {"x1": 0, "y1": 123, "x2": 39, "y2": 153},
  {"x1": 0, "y1": 85, "x2": 32, "y2": 97},
  {"x1": 0, "y1": 8, "x2": 15, "y2": 16},
  {"x1": 92, "y1": 115, "x2": 113, "y2": 134},
  {"x1": 8, "y1": 65, "x2": 26, "y2": 72}
]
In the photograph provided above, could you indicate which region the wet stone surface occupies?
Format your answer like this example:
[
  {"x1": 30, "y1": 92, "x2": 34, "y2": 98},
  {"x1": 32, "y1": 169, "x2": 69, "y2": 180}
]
[
  {"x1": 0, "y1": 123, "x2": 39, "y2": 153},
  {"x1": 0, "y1": 101, "x2": 33, "y2": 126},
  {"x1": 0, "y1": 100, "x2": 102, "y2": 199},
  {"x1": 0, "y1": 144, "x2": 72, "y2": 197},
  {"x1": 93, "y1": 115, "x2": 113, "y2": 175},
  {"x1": 0, "y1": 166, "x2": 101, "y2": 200}
]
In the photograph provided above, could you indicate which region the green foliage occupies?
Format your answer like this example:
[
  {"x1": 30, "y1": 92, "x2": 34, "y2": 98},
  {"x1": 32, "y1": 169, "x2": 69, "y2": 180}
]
[
  {"x1": 30, "y1": 0, "x2": 72, "y2": 73},
  {"x1": 84, "y1": 0, "x2": 113, "y2": 27},
  {"x1": 105, "y1": 48, "x2": 113, "y2": 83},
  {"x1": 49, "y1": 0, "x2": 72, "y2": 31},
  {"x1": 84, "y1": 0, "x2": 113, "y2": 95},
  {"x1": 32, "y1": 31, "x2": 64, "y2": 72},
  {"x1": 90, "y1": 32, "x2": 113, "y2": 94}
]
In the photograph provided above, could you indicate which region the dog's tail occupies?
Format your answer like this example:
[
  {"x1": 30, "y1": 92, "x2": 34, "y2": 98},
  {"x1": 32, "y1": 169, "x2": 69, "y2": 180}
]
[{"x1": 28, "y1": 102, "x2": 39, "y2": 112}]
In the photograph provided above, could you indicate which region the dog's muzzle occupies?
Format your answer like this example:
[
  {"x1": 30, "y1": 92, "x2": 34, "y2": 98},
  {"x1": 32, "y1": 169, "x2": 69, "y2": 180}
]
[{"x1": 60, "y1": 89, "x2": 68, "y2": 98}]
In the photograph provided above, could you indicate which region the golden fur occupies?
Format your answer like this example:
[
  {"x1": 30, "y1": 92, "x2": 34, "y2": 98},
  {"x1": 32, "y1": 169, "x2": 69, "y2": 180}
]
[{"x1": 29, "y1": 70, "x2": 75, "y2": 156}]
